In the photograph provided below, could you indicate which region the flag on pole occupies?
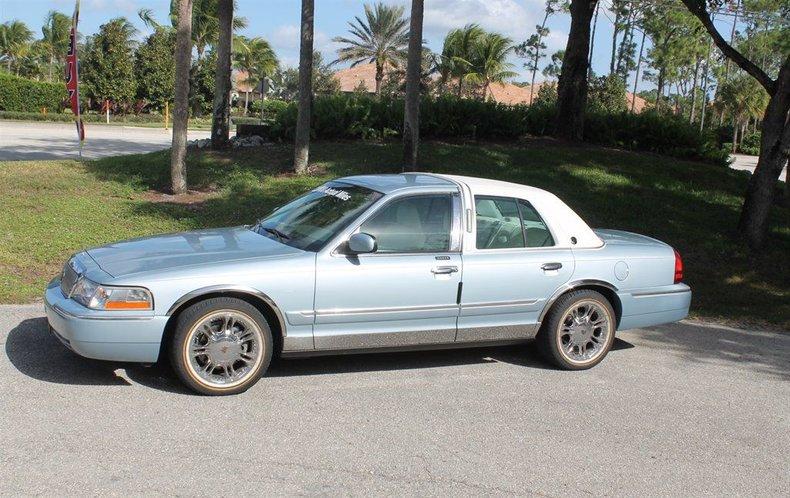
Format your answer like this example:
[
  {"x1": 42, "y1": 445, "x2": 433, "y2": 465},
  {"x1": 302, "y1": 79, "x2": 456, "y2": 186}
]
[{"x1": 65, "y1": 0, "x2": 85, "y2": 144}]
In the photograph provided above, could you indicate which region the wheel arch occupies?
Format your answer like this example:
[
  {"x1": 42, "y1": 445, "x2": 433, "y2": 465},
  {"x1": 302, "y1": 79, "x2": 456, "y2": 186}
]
[
  {"x1": 158, "y1": 285, "x2": 286, "y2": 362},
  {"x1": 538, "y1": 280, "x2": 622, "y2": 329}
]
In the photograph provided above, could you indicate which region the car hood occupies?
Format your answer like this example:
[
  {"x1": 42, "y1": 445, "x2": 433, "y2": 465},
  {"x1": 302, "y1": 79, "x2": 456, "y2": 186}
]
[{"x1": 86, "y1": 226, "x2": 302, "y2": 278}]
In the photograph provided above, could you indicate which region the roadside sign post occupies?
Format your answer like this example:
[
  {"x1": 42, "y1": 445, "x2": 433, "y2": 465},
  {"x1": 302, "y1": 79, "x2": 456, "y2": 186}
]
[{"x1": 65, "y1": 0, "x2": 85, "y2": 158}]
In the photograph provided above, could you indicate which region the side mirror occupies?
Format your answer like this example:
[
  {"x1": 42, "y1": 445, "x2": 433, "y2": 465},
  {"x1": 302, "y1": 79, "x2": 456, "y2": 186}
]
[{"x1": 347, "y1": 233, "x2": 377, "y2": 254}]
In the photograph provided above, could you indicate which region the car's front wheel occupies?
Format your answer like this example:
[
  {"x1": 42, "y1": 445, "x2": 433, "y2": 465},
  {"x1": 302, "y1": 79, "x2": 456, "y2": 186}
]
[
  {"x1": 170, "y1": 297, "x2": 273, "y2": 395},
  {"x1": 537, "y1": 289, "x2": 616, "y2": 370}
]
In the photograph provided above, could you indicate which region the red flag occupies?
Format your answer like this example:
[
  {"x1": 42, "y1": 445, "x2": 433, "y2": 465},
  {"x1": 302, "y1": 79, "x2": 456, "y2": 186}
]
[{"x1": 65, "y1": 0, "x2": 84, "y2": 142}]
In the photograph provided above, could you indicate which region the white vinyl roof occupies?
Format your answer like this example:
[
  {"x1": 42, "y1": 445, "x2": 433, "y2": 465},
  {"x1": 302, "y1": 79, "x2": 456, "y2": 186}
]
[{"x1": 436, "y1": 174, "x2": 603, "y2": 249}]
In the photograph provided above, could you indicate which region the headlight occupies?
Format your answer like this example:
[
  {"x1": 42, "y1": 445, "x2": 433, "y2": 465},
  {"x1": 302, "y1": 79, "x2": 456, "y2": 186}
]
[{"x1": 70, "y1": 277, "x2": 153, "y2": 311}]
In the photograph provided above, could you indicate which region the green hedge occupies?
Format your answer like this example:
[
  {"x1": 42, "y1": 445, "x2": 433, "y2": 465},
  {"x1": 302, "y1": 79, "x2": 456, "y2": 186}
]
[
  {"x1": 267, "y1": 94, "x2": 726, "y2": 165},
  {"x1": 0, "y1": 73, "x2": 68, "y2": 113},
  {"x1": 739, "y1": 131, "x2": 761, "y2": 155}
]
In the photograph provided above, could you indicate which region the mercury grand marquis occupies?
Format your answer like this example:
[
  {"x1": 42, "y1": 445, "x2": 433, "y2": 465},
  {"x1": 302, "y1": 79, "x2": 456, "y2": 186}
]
[{"x1": 45, "y1": 174, "x2": 691, "y2": 395}]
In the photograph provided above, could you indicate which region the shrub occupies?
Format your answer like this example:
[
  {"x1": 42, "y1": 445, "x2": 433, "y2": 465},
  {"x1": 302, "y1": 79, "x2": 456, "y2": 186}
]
[
  {"x1": 248, "y1": 99, "x2": 289, "y2": 120},
  {"x1": 261, "y1": 93, "x2": 722, "y2": 164},
  {"x1": 588, "y1": 74, "x2": 628, "y2": 114},
  {"x1": 583, "y1": 110, "x2": 728, "y2": 166},
  {"x1": 739, "y1": 131, "x2": 761, "y2": 155},
  {"x1": 0, "y1": 73, "x2": 68, "y2": 113}
]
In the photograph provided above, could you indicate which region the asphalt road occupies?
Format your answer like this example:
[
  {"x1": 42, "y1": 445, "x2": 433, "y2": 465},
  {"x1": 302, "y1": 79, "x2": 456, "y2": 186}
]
[
  {"x1": 0, "y1": 121, "x2": 211, "y2": 161},
  {"x1": 730, "y1": 153, "x2": 787, "y2": 182},
  {"x1": 1, "y1": 304, "x2": 788, "y2": 496}
]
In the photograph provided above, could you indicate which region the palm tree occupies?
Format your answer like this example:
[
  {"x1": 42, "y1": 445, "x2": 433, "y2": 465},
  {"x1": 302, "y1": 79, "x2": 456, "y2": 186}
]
[
  {"x1": 0, "y1": 20, "x2": 34, "y2": 74},
  {"x1": 294, "y1": 0, "x2": 314, "y2": 174},
  {"x1": 440, "y1": 24, "x2": 485, "y2": 96},
  {"x1": 142, "y1": 1, "x2": 247, "y2": 62},
  {"x1": 233, "y1": 36, "x2": 278, "y2": 114},
  {"x1": 333, "y1": 2, "x2": 409, "y2": 95},
  {"x1": 171, "y1": 0, "x2": 194, "y2": 195},
  {"x1": 211, "y1": 0, "x2": 233, "y2": 149},
  {"x1": 403, "y1": 0, "x2": 423, "y2": 171},
  {"x1": 466, "y1": 33, "x2": 517, "y2": 98},
  {"x1": 41, "y1": 11, "x2": 71, "y2": 82}
]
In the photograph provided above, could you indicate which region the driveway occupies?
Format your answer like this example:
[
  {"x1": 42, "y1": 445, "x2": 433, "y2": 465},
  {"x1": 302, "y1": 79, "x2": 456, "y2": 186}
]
[
  {"x1": 0, "y1": 121, "x2": 211, "y2": 161},
  {"x1": 731, "y1": 153, "x2": 787, "y2": 182},
  {"x1": 2, "y1": 305, "x2": 788, "y2": 495}
]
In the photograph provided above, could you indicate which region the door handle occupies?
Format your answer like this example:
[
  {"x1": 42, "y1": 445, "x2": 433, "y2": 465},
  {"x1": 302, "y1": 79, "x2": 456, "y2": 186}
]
[
  {"x1": 431, "y1": 266, "x2": 459, "y2": 275},
  {"x1": 541, "y1": 262, "x2": 563, "y2": 271}
]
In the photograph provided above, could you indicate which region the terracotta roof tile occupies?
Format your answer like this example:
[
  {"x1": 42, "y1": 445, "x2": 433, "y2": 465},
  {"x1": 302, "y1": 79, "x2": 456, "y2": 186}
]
[{"x1": 332, "y1": 63, "x2": 648, "y2": 112}]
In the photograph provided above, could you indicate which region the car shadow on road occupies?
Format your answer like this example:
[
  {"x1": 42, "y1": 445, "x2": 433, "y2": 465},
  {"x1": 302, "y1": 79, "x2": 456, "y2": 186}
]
[
  {"x1": 5, "y1": 317, "x2": 639, "y2": 393},
  {"x1": 4, "y1": 318, "x2": 191, "y2": 394}
]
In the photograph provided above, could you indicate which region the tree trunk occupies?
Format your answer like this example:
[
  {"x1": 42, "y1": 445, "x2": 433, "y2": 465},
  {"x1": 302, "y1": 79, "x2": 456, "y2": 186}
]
[
  {"x1": 587, "y1": 2, "x2": 599, "y2": 79},
  {"x1": 680, "y1": 0, "x2": 787, "y2": 248},
  {"x1": 732, "y1": 120, "x2": 739, "y2": 153},
  {"x1": 631, "y1": 30, "x2": 645, "y2": 113},
  {"x1": 689, "y1": 56, "x2": 701, "y2": 123},
  {"x1": 244, "y1": 91, "x2": 249, "y2": 114},
  {"x1": 170, "y1": 0, "x2": 193, "y2": 195},
  {"x1": 737, "y1": 60, "x2": 790, "y2": 248},
  {"x1": 615, "y1": 9, "x2": 634, "y2": 80},
  {"x1": 699, "y1": 37, "x2": 713, "y2": 131},
  {"x1": 530, "y1": 11, "x2": 551, "y2": 106},
  {"x1": 375, "y1": 63, "x2": 383, "y2": 95},
  {"x1": 555, "y1": 0, "x2": 598, "y2": 141},
  {"x1": 655, "y1": 69, "x2": 665, "y2": 108},
  {"x1": 402, "y1": 0, "x2": 423, "y2": 172},
  {"x1": 293, "y1": 0, "x2": 314, "y2": 174},
  {"x1": 609, "y1": 8, "x2": 620, "y2": 75},
  {"x1": 211, "y1": 0, "x2": 233, "y2": 149}
]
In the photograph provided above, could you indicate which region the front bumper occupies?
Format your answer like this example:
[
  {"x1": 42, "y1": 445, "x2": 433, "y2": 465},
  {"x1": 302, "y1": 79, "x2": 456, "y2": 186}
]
[{"x1": 44, "y1": 278, "x2": 168, "y2": 363}]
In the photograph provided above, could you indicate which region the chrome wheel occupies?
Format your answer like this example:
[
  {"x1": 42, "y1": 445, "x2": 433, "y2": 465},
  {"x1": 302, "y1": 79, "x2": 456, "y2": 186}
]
[
  {"x1": 184, "y1": 310, "x2": 264, "y2": 389},
  {"x1": 557, "y1": 300, "x2": 612, "y2": 364}
]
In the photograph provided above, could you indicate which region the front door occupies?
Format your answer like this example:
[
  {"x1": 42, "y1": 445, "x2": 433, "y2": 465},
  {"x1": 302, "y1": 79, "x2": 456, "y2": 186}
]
[{"x1": 313, "y1": 193, "x2": 462, "y2": 350}]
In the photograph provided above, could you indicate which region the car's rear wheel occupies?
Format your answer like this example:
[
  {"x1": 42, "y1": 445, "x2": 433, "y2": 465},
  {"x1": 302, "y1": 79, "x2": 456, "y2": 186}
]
[
  {"x1": 170, "y1": 297, "x2": 273, "y2": 395},
  {"x1": 537, "y1": 289, "x2": 615, "y2": 370}
]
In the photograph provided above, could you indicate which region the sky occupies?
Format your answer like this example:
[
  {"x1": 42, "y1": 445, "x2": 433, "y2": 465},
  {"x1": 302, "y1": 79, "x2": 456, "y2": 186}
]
[{"x1": 0, "y1": 0, "x2": 744, "y2": 89}]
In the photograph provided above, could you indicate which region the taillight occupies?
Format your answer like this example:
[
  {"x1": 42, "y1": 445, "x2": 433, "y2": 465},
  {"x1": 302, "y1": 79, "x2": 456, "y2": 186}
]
[{"x1": 673, "y1": 249, "x2": 684, "y2": 284}]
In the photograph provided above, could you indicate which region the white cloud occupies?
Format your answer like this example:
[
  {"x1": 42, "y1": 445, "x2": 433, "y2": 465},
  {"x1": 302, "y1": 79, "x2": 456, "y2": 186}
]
[
  {"x1": 422, "y1": 0, "x2": 539, "y2": 40},
  {"x1": 84, "y1": 0, "x2": 138, "y2": 14},
  {"x1": 268, "y1": 24, "x2": 342, "y2": 69}
]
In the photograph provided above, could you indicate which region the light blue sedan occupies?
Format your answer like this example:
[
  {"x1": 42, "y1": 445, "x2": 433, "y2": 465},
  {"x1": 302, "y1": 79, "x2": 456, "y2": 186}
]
[{"x1": 45, "y1": 174, "x2": 691, "y2": 395}]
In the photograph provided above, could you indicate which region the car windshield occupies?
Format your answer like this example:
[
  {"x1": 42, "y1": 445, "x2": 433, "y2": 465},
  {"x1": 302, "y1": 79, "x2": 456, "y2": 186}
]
[{"x1": 252, "y1": 181, "x2": 383, "y2": 251}]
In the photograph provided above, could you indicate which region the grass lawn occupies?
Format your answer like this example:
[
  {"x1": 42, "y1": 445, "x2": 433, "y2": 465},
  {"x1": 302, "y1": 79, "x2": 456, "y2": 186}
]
[{"x1": 0, "y1": 140, "x2": 787, "y2": 330}]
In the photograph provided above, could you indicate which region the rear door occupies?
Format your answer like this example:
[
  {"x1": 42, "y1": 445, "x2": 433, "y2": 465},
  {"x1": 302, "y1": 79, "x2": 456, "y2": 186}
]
[{"x1": 457, "y1": 196, "x2": 574, "y2": 342}]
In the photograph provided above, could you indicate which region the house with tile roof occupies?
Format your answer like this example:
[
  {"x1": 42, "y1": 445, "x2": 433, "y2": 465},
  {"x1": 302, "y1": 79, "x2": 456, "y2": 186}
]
[{"x1": 332, "y1": 63, "x2": 648, "y2": 112}]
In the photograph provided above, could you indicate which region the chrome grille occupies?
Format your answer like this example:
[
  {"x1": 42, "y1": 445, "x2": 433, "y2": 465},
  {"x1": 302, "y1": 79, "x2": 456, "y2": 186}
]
[{"x1": 60, "y1": 261, "x2": 79, "y2": 297}]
